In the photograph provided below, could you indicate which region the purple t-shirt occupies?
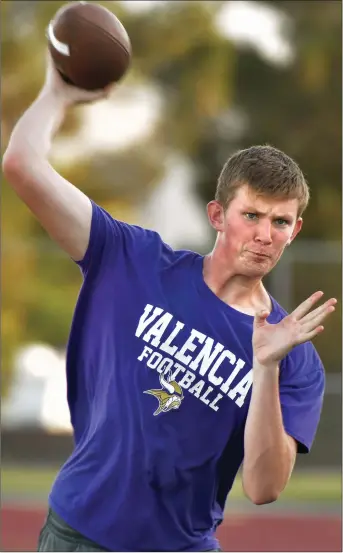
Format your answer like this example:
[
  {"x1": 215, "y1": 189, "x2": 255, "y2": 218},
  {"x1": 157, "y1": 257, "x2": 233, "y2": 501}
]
[{"x1": 49, "y1": 202, "x2": 325, "y2": 552}]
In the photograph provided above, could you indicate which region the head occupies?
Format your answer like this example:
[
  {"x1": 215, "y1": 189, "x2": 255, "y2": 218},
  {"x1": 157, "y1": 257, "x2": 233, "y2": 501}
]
[{"x1": 208, "y1": 145, "x2": 309, "y2": 278}]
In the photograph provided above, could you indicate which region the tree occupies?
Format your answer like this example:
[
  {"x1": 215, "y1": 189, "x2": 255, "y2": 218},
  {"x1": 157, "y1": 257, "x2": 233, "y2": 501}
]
[{"x1": 2, "y1": 0, "x2": 341, "y2": 391}]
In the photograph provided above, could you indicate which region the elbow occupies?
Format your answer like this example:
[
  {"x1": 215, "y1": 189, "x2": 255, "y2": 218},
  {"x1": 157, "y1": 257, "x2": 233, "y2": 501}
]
[
  {"x1": 3, "y1": 150, "x2": 20, "y2": 178},
  {"x1": 3, "y1": 150, "x2": 31, "y2": 184},
  {"x1": 243, "y1": 483, "x2": 280, "y2": 505},
  {"x1": 248, "y1": 492, "x2": 279, "y2": 505}
]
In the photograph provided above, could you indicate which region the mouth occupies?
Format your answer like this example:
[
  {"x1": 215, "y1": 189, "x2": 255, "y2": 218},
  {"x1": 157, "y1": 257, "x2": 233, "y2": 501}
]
[{"x1": 246, "y1": 250, "x2": 270, "y2": 258}]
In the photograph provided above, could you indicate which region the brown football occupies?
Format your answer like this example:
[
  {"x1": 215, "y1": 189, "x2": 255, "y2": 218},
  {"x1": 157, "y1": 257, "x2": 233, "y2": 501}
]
[{"x1": 47, "y1": 1, "x2": 132, "y2": 90}]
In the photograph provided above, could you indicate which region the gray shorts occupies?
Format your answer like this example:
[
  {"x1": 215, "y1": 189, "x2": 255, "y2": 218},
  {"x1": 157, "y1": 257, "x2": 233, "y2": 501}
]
[
  {"x1": 37, "y1": 509, "x2": 109, "y2": 552},
  {"x1": 37, "y1": 508, "x2": 221, "y2": 552}
]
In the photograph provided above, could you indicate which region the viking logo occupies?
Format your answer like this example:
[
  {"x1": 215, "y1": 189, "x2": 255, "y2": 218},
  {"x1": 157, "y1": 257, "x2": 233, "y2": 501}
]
[{"x1": 144, "y1": 368, "x2": 184, "y2": 416}]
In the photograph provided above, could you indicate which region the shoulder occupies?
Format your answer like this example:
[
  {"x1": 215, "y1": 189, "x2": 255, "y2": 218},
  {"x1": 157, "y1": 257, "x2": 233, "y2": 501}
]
[
  {"x1": 80, "y1": 200, "x2": 199, "y2": 273},
  {"x1": 91, "y1": 201, "x2": 162, "y2": 247}
]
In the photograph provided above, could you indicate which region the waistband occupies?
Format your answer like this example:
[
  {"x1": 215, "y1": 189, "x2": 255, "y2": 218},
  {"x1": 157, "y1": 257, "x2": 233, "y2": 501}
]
[{"x1": 46, "y1": 508, "x2": 109, "y2": 550}]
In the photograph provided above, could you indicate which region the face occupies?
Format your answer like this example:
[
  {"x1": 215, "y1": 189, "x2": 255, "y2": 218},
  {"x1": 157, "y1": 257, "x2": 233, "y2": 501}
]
[{"x1": 207, "y1": 184, "x2": 303, "y2": 278}]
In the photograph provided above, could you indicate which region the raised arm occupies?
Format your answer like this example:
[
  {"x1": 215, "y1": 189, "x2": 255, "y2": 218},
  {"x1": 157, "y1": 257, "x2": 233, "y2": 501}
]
[{"x1": 2, "y1": 55, "x2": 110, "y2": 261}]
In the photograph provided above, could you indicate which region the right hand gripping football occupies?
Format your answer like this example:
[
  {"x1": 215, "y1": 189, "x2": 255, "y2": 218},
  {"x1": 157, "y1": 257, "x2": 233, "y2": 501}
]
[{"x1": 43, "y1": 51, "x2": 113, "y2": 107}]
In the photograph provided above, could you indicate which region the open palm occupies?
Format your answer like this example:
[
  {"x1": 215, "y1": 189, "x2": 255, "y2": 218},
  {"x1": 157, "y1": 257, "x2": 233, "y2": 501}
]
[{"x1": 253, "y1": 291, "x2": 337, "y2": 367}]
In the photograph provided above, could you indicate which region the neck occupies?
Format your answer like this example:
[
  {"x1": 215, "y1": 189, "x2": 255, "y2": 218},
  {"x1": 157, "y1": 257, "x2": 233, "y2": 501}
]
[{"x1": 203, "y1": 251, "x2": 271, "y2": 314}]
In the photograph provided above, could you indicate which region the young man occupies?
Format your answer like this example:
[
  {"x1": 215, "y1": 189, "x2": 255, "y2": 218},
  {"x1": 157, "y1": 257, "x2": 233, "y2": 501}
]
[{"x1": 3, "y1": 56, "x2": 336, "y2": 553}]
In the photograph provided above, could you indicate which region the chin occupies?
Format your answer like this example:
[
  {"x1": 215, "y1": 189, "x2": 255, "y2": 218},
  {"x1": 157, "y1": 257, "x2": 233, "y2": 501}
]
[
  {"x1": 240, "y1": 259, "x2": 273, "y2": 279},
  {"x1": 243, "y1": 268, "x2": 268, "y2": 279}
]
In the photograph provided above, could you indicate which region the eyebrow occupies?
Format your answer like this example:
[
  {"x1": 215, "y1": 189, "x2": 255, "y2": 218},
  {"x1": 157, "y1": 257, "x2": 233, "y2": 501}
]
[{"x1": 243, "y1": 206, "x2": 294, "y2": 220}]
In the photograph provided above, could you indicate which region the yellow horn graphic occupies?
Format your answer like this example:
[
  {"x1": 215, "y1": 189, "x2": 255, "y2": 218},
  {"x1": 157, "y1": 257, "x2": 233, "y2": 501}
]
[{"x1": 144, "y1": 368, "x2": 184, "y2": 416}]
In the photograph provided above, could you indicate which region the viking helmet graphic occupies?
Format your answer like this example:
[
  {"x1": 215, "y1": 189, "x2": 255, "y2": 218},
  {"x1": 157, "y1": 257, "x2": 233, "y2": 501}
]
[{"x1": 144, "y1": 367, "x2": 184, "y2": 416}]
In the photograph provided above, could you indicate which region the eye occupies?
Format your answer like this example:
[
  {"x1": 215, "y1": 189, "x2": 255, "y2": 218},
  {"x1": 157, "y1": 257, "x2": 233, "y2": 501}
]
[
  {"x1": 244, "y1": 212, "x2": 258, "y2": 220},
  {"x1": 274, "y1": 218, "x2": 289, "y2": 226}
]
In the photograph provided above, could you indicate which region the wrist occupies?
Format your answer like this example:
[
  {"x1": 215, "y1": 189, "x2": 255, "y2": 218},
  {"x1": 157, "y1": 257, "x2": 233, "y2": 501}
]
[
  {"x1": 38, "y1": 84, "x2": 70, "y2": 110},
  {"x1": 253, "y1": 359, "x2": 280, "y2": 374},
  {"x1": 251, "y1": 361, "x2": 280, "y2": 391}
]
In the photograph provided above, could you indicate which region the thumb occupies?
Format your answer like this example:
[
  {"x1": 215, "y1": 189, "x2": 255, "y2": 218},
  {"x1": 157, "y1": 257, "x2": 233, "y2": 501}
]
[{"x1": 254, "y1": 310, "x2": 270, "y2": 327}]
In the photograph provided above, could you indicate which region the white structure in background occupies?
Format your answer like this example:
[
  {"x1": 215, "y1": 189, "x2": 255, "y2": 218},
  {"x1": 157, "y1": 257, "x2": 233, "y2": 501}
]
[
  {"x1": 216, "y1": 1, "x2": 293, "y2": 66},
  {"x1": 3, "y1": 3, "x2": 292, "y2": 432},
  {"x1": 122, "y1": 1, "x2": 292, "y2": 65},
  {"x1": 52, "y1": 1, "x2": 291, "y2": 247},
  {"x1": 139, "y1": 154, "x2": 211, "y2": 251},
  {"x1": 2, "y1": 343, "x2": 72, "y2": 434},
  {"x1": 52, "y1": 85, "x2": 163, "y2": 163}
]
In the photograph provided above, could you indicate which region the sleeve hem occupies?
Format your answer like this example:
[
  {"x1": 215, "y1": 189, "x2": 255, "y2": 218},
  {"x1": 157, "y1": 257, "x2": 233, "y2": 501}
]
[
  {"x1": 285, "y1": 427, "x2": 310, "y2": 454},
  {"x1": 75, "y1": 200, "x2": 98, "y2": 273}
]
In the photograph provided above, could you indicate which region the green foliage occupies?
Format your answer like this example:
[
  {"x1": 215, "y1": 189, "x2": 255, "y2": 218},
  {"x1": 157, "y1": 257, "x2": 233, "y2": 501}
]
[
  {"x1": 190, "y1": 1, "x2": 341, "y2": 241},
  {"x1": 2, "y1": 0, "x2": 341, "y2": 393}
]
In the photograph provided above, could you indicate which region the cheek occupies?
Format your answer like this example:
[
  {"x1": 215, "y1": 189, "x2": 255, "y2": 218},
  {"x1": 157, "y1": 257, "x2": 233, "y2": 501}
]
[
  {"x1": 273, "y1": 230, "x2": 291, "y2": 250},
  {"x1": 224, "y1": 224, "x2": 247, "y2": 253},
  {"x1": 225, "y1": 222, "x2": 243, "y2": 243}
]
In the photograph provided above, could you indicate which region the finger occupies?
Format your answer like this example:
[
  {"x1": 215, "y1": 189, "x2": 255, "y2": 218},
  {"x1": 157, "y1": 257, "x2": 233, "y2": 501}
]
[
  {"x1": 45, "y1": 50, "x2": 62, "y2": 77},
  {"x1": 45, "y1": 49, "x2": 53, "y2": 65},
  {"x1": 254, "y1": 310, "x2": 270, "y2": 327},
  {"x1": 301, "y1": 298, "x2": 337, "y2": 324},
  {"x1": 292, "y1": 291, "x2": 324, "y2": 321},
  {"x1": 44, "y1": 52, "x2": 56, "y2": 80},
  {"x1": 74, "y1": 88, "x2": 110, "y2": 105},
  {"x1": 300, "y1": 325, "x2": 325, "y2": 342},
  {"x1": 302, "y1": 305, "x2": 336, "y2": 333},
  {"x1": 103, "y1": 84, "x2": 115, "y2": 97}
]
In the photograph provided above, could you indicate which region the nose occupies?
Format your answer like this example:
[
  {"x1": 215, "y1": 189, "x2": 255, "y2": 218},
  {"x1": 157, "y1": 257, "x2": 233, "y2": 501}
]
[{"x1": 255, "y1": 221, "x2": 272, "y2": 245}]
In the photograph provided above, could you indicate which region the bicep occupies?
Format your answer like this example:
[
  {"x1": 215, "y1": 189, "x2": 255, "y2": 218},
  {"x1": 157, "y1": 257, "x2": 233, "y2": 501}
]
[
  {"x1": 280, "y1": 348, "x2": 325, "y2": 455},
  {"x1": 3, "y1": 155, "x2": 92, "y2": 261}
]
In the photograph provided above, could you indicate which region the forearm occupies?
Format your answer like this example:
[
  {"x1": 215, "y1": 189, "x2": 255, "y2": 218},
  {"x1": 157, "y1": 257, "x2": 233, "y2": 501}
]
[
  {"x1": 4, "y1": 88, "x2": 66, "y2": 164},
  {"x1": 242, "y1": 362, "x2": 295, "y2": 504}
]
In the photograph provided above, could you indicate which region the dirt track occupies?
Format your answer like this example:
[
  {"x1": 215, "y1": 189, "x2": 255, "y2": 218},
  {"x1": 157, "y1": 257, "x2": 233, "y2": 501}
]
[{"x1": 1, "y1": 504, "x2": 342, "y2": 552}]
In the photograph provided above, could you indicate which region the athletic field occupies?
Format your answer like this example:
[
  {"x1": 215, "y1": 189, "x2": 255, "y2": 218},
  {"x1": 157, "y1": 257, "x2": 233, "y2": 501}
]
[{"x1": 1, "y1": 467, "x2": 341, "y2": 551}]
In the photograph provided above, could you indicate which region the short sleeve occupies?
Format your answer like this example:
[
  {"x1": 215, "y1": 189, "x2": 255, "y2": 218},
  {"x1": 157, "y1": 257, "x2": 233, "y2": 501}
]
[
  {"x1": 75, "y1": 200, "x2": 164, "y2": 277},
  {"x1": 280, "y1": 343, "x2": 325, "y2": 454}
]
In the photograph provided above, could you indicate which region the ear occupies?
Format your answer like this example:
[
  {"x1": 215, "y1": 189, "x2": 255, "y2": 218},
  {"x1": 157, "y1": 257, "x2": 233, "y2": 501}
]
[
  {"x1": 288, "y1": 217, "x2": 303, "y2": 245},
  {"x1": 207, "y1": 201, "x2": 225, "y2": 232}
]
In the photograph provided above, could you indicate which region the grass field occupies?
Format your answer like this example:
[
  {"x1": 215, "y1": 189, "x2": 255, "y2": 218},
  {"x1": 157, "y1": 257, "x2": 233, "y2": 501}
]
[
  {"x1": 2, "y1": 467, "x2": 341, "y2": 552},
  {"x1": 2, "y1": 466, "x2": 341, "y2": 503}
]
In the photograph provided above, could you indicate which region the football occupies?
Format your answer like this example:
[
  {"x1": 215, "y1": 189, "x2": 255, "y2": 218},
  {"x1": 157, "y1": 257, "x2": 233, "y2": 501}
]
[{"x1": 47, "y1": 1, "x2": 132, "y2": 90}]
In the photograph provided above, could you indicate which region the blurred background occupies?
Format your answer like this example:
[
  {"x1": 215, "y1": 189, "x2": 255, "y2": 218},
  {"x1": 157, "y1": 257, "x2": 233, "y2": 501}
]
[{"x1": 1, "y1": 0, "x2": 342, "y2": 551}]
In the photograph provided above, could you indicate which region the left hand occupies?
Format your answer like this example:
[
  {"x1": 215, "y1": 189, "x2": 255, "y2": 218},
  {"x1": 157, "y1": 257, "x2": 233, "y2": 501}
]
[{"x1": 252, "y1": 291, "x2": 337, "y2": 367}]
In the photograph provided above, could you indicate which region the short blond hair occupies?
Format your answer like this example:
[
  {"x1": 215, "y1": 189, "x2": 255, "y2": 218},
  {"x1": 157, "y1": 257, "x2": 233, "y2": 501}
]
[{"x1": 216, "y1": 145, "x2": 310, "y2": 216}]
